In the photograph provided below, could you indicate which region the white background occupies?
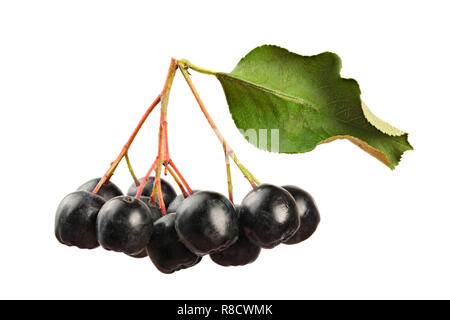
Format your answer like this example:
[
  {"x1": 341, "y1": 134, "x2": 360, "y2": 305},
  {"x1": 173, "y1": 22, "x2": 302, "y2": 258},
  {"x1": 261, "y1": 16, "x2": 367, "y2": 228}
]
[{"x1": 0, "y1": 0, "x2": 449, "y2": 299}]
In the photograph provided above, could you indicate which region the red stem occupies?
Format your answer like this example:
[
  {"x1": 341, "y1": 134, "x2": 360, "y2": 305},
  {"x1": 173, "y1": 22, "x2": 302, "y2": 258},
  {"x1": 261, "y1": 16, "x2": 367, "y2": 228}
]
[
  {"x1": 151, "y1": 122, "x2": 166, "y2": 214},
  {"x1": 169, "y1": 160, "x2": 193, "y2": 195},
  {"x1": 156, "y1": 178, "x2": 165, "y2": 213},
  {"x1": 92, "y1": 94, "x2": 162, "y2": 194},
  {"x1": 163, "y1": 121, "x2": 169, "y2": 175},
  {"x1": 160, "y1": 100, "x2": 192, "y2": 198},
  {"x1": 149, "y1": 59, "x2": 178, "y2": 215},
  {"x1": 135, "y1": 157, "x2": 158, "y2": 199},
  {"x1": 150, "y1": 120, "x2": 165, "y2": 204},
  {"x1": 166, "y1": 165, "x2": 188, "y2": 197}
]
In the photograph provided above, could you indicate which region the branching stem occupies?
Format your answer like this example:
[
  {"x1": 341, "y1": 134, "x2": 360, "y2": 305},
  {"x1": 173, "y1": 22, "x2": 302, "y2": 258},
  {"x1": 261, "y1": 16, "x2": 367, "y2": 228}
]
[
  {"x1": 150, "y1": 58, "x2": 178, "y2": 215},
  {"x1": 135, "y1": 157, "x2": 158, "y2": 199},
  {"x1": 92, "y1": 94, "x2": 161, "y2": 194},
  {"x1": 166, "y1": 165, "x2": 188, "y2": 197},
  {"x1": 93, "y1": 58, "x2": 260, "y2": 209},
  {"x1": 168, "y1": 159, "x2": 193, "y2": 195}
]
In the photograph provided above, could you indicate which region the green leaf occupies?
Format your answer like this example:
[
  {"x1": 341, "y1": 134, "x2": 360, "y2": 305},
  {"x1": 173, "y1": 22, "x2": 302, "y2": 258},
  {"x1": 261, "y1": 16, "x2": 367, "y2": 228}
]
[{"x1": 216, "y1": 45, "x2": 412, "y2": 169}]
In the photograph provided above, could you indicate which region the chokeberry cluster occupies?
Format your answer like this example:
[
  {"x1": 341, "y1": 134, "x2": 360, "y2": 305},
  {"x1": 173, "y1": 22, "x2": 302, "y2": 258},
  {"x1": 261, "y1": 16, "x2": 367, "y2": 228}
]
[
  {"x1": 54, "y1": 58, "x2": 321, "y2": 274},
  {"x1": 55, "y1": 177, "x2": 320, "y2": 273}
]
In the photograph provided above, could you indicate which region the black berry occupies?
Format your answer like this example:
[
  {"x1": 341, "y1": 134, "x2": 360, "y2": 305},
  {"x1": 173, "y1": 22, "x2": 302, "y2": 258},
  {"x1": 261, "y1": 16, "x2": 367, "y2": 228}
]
[
  {"x1": 96, "y1": 196, "x2": 153, "y2": 255},
  {"x1": 175, "y1": 191, "x2": 239, "y2": 255},
  {"x1": 240, "y1": 184, "x2": 300, "y2": 249},
  {"x1": 147, "y1": 213, "x2": 201, "y2": 274},
  {"x1": 55, "y1": 191, "x2": 105, "y2": 249},
  {"x1": 282, "y1": 185, "x2": 320, "y2": 244},
  {"x1": 210, "y1": 207, "x2": 261, "y2": 267}
]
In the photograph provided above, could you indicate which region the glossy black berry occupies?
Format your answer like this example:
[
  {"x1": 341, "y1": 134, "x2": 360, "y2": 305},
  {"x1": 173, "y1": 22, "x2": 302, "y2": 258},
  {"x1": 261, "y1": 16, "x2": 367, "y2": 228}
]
[
  {"x1": 96, "y1": 196, "x2": 153, "y2": 255},
  {"x1": 210, "y1": 207, "x2": 261, "y2": 267},
  {"x1": 240, "y1": 184, "x2": 300, "y2": 249},
  {"x1": 55, "y1": 191, "x2": 105, "y2": 249},
  {"x1": 175, "y1": 191, "x2": 239, "y2": 256},
  {"x1": 166, "y1": 190, "x2": 199, "y2": 213},
  {"x1": 282, "y1": 185, "x2": 320, "y2": 244},
  {"x1": 147, "y1": 213, "x2": 201, "y2": 274},
  {"x1": 127, "y1": 177, "x2": 176, "y2": 207},
  {"x1": 122, "y1": 197, "x2": 162, "y2": 259},
  {"x1": 77, "y1": 178, "x2": 123, "y2": 201}
]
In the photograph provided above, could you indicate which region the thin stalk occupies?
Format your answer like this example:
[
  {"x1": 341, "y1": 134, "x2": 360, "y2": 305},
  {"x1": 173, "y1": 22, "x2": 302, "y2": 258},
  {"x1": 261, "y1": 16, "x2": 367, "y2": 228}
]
[
  {"x1": 150, "y1": 115, "x2": 165, "y2": 204},
  {"x1": 166, "y1": 165, "x2": 188, "y2": 197},
  {"x1": 160, "y1": 102, "x2": 193, "y2": 195},
  {"x1": 150, "y1": 58, "x2": 178, "y2": 215},
  {"x1": 178, "y1": 64, "x2": 260, "y2": 187},
  {"x1": 163, "y1": 120, "x2": 169, "y2": 176},
  {"x1": 160, "y1": 111, "x2": 193, "y2": 193},
  {"x1": 230, "y1": 153, "x2": 258, "y2": 188},
  {"x1": 178, "y1": 59, "x2": 217, "y2": 75},
  {"x1": 224, "y1": 147, "x2": 233, "y2": 202},
  {"x1": 92, "y1": 94, "x2": 161, "y2": 194},
  {"x1": 168, "y1": 160, "x2": 193, "y2": 195},
  {"x1": 125, "y1": 152, "x2": 140, "y2": 186},
  {"x1": 135, "y1": 157, "x2": 158, "y2": 199}
]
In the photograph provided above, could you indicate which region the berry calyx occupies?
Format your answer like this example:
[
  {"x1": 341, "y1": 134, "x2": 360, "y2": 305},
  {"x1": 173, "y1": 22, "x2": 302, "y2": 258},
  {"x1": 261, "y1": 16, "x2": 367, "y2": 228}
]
[
  {"x1": 55, "y1": 191, "x2": 105, "y2": 249},
  {"x1": 96, "y1": 196, "x2": 153, "y2": 255},
  {"x1": 240, "y1": 184, "x2": 300, "y2": 249},
  {"x1": 77, "y1": 178, "x2": 123, "y2": 201},
  {"x1": 147, "y1": 213, "x2": 201, "y2": 274},
  {"x1": 282, "y1": 185, "x2": 320, "y2": 244},
  {"x1": 175, "y1": 191, "x2": 239, "y2": 255}
]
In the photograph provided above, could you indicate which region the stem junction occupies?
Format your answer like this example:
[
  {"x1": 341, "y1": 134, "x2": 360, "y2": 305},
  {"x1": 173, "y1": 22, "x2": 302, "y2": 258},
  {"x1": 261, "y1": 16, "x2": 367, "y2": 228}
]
[{"x1": 93, "y1": 57, "x2": 260, "y2": 211}]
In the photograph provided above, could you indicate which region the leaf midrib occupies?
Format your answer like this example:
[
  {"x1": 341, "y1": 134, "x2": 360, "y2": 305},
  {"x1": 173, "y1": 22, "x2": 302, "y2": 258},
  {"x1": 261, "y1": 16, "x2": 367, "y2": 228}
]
[
  {"x1": 218, "y1": 72, "x2": 409, "y2": 148},
  {"x1": 218, "y1": 73, "x2": 316, "y2": 110}
]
